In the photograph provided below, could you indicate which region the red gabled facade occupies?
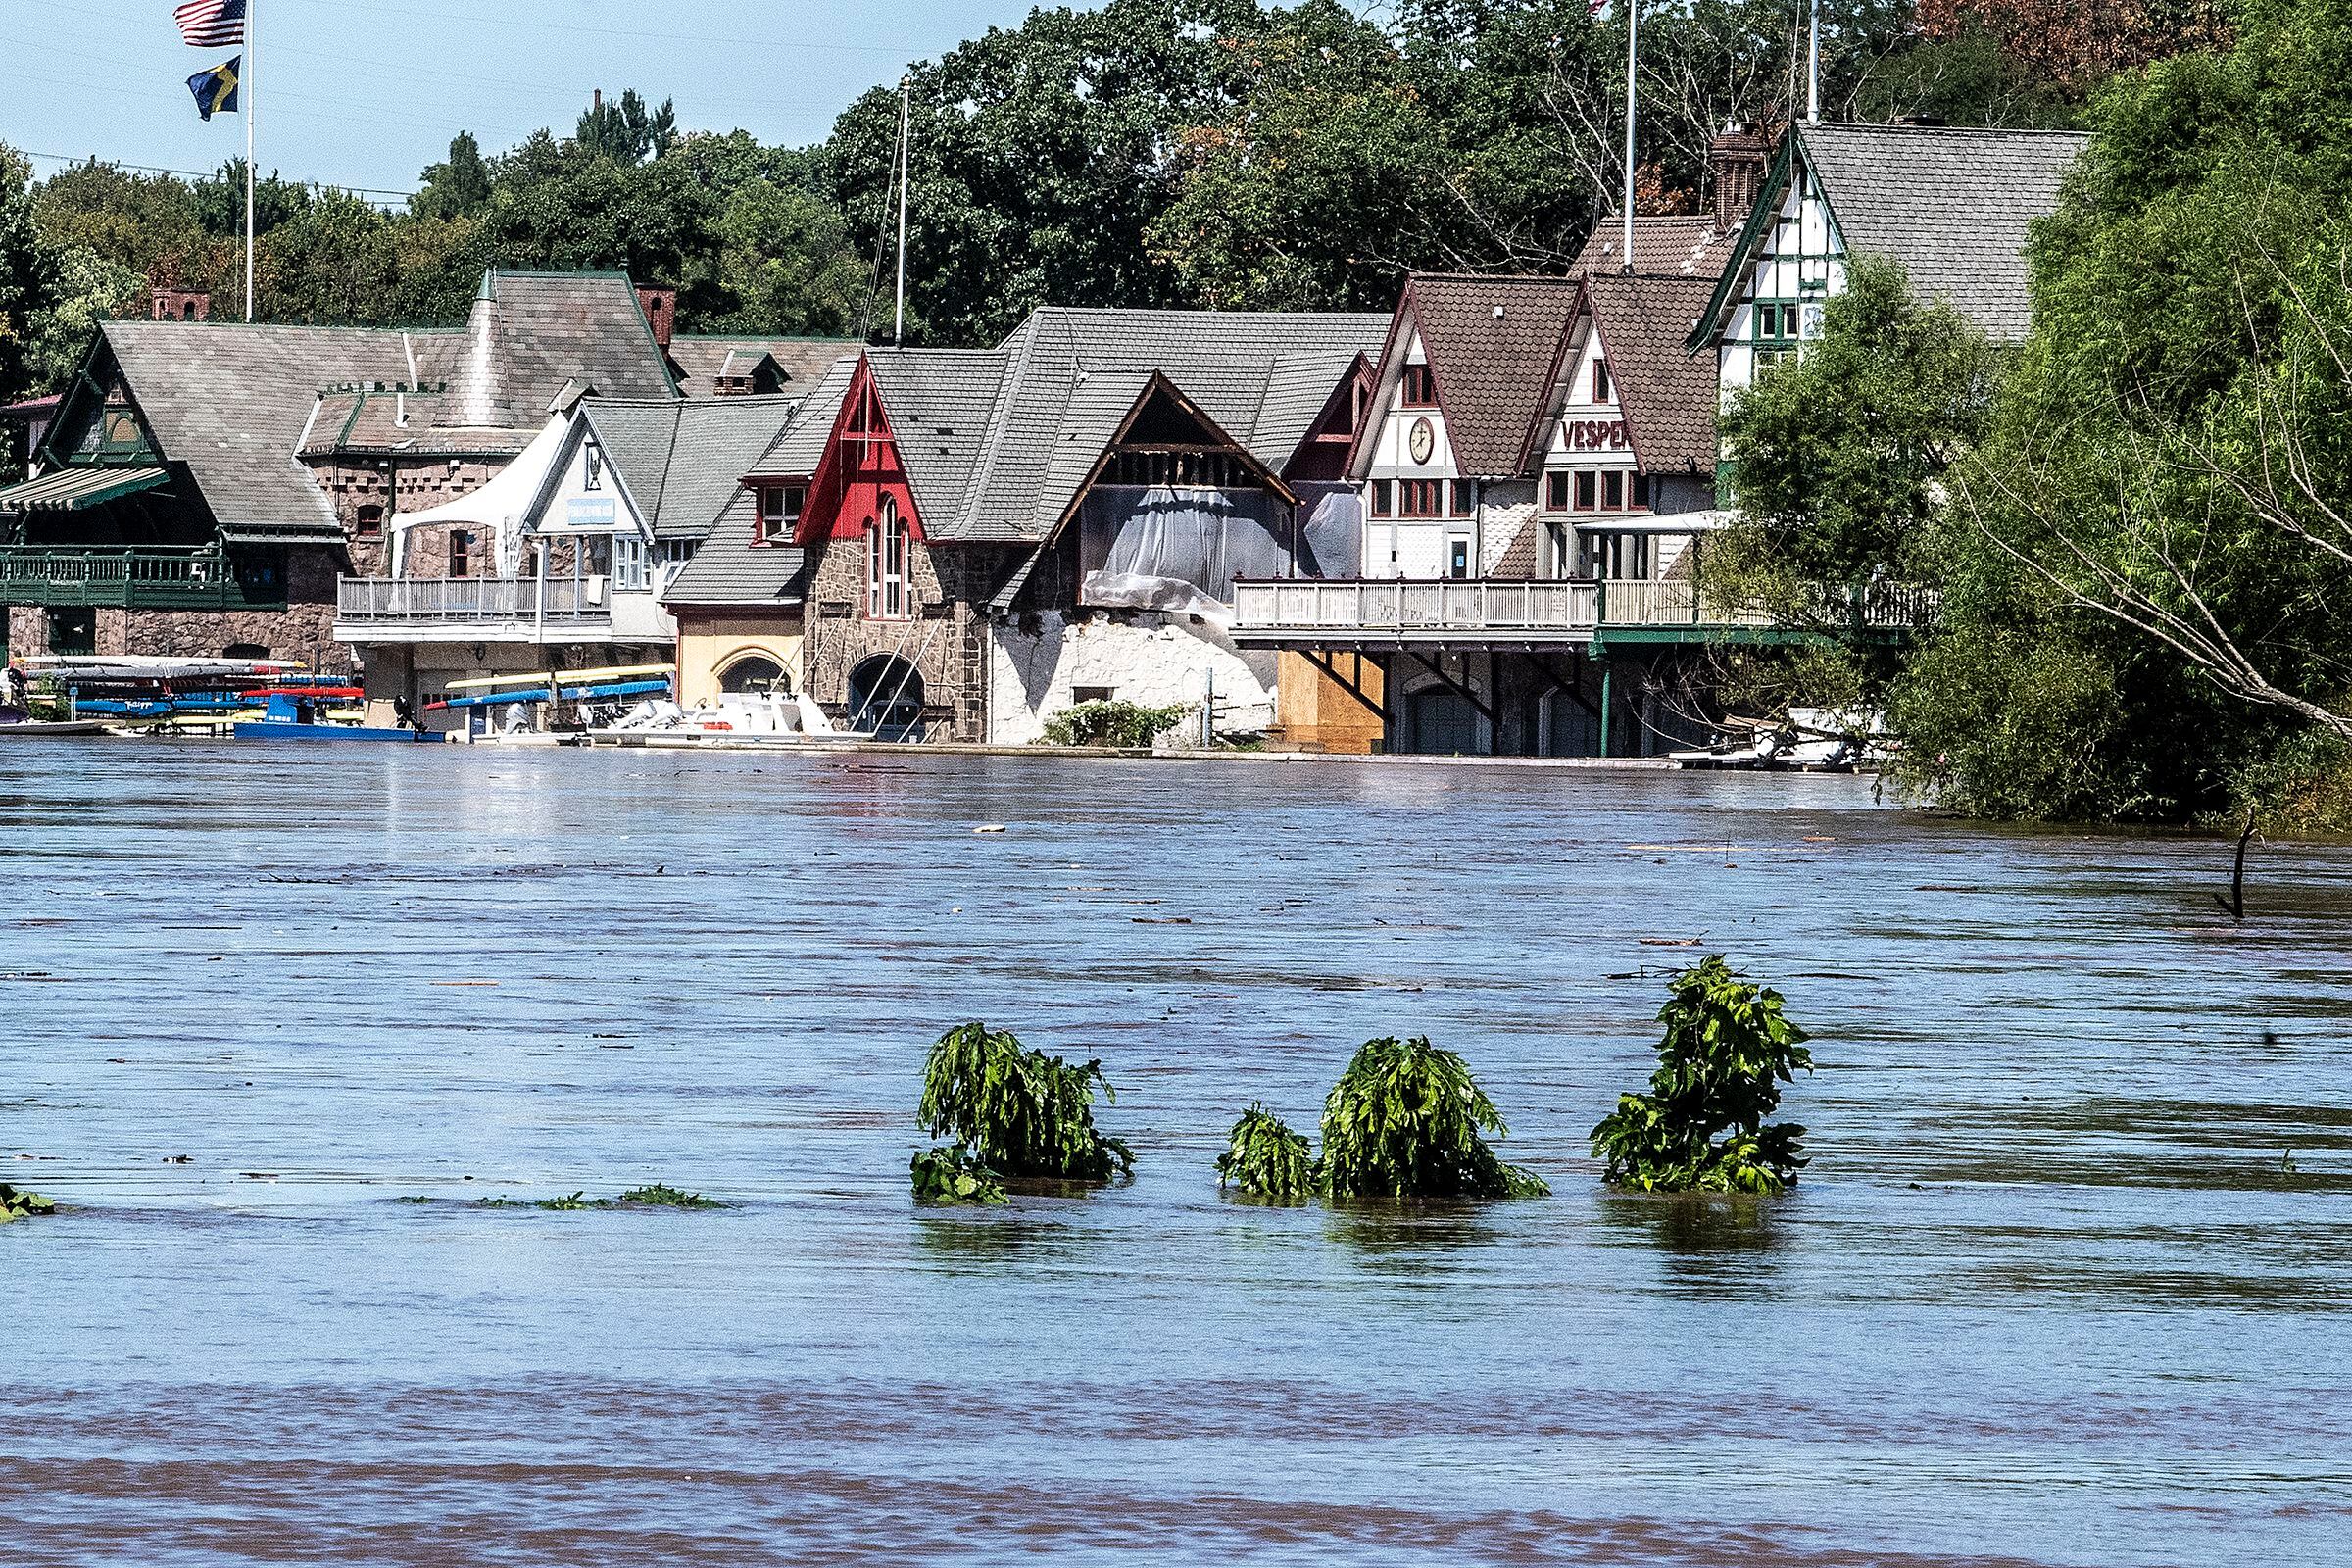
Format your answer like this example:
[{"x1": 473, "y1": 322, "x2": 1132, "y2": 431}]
[{"x1": 791, "y1": 356, "x2": 926, "y2": 548}]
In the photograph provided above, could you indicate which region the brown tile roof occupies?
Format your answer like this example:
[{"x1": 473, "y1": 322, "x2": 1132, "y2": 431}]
[
  {"x1": 1393, "y1": 274, "x2": 1587, "y2": 475},
  {"x1": 1585, "y1": 273, "x2": 1721, "y2": 474},
  {"x1": 1572, "y1": 216, "x2": 1740, "y2": 281}
]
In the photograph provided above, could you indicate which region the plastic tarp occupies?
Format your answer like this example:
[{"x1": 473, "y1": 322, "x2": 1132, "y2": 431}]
[
  {"x1": 1077, "y1": 486, "x2": 1289, "y2": 615},
  {"x1": 388, "y1": 413, "x2": 568, "y2": 578},
  {"x1": 1293, "y1": 482, "x2": 1362, "y2": 579}
]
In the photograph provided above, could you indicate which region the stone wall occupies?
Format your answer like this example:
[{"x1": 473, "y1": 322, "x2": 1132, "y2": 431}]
[
  {"x1": 310, "y1": 457, "x2": 505, "y2": 580},
  {"x1": 799, "y1": 534, "x2": 1011, "y2": 741}
]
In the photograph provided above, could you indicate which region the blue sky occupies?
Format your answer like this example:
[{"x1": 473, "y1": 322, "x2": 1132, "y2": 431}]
[{"x1": 7, "y1": 0, "x2": 1046, "y2": 196}]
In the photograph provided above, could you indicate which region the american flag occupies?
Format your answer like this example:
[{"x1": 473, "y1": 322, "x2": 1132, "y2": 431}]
[{"x1": 173, "y1": 0, "x2": 248, "y2": 49}]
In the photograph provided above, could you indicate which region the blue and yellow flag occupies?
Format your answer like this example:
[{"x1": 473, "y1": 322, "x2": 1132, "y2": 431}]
[{"x1": 187, "y1": 56, "x2": 239, "y2": 122}]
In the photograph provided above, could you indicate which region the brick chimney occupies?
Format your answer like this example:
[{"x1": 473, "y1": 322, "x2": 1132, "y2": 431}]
[
  {"x1": 1708, "y1": 123, "x2": 1769, "y2": 229},
  {"x1": 636, "y1": 286, "x2": 676, "y2": 351},
  {"x1": 152, "y1": 288, "x2": 212, "y2": 322}
]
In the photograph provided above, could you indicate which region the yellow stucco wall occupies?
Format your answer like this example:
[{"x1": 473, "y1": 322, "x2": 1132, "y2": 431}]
[
  {"x1": 674, "y1": 614, "x2": 806, "y2": 709},
  {"x1": 1273, "y1": 650, "x2": 1387, "y2": 754}
]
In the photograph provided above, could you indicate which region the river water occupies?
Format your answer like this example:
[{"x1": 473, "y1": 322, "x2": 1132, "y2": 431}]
[{"x1": 2, "y1": 743, "x2": 2347, "y2": 1566}]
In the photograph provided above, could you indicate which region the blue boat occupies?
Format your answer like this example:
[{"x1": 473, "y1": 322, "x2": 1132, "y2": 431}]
[{"x1": 232, "y1": 691, "x2": 433, "y2": 743}]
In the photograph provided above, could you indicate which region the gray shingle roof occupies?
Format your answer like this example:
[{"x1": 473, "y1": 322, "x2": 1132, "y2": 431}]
[
  {"x1": 104, "y1": 320, "x2": 419, "y2": 536},
  {"x1": 661, "y1": 528, "x2": 806, "y2": 607},
  {"x1": 743, "y1": 308, "x2": 1383, "y2": 545},
  {"x1": 584, "y1": 395, "x2": 801, "y2": 541},
  {"x1": 97, "y1": 271, "x2": 680, "y2": 540},
  {"x1": 667, "y1": 336, "x2": 858, "y2": 398},
  {"x1": 1795, "y1": 124, "x2": 2087, "y2": 340},
  {"x1": 431, "y1": 272, "x2": 678, "y2": 422}
]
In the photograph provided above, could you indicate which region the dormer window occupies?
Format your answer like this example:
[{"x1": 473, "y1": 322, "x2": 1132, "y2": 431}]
[
  {"x1": 1592, "y1": 360, "x2": 1611, "y2": 403},
  {"x1": 1400, "y1": 365, "x2": 1438, "y2": 408},
  {"x1": 758, "y1": 483, "x2": 805, "y2": 543}
]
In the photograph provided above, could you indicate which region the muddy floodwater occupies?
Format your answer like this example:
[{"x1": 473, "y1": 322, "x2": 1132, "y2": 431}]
[{"x1": 2, "y1": 745, "x2": 2349, "y2": 1566}]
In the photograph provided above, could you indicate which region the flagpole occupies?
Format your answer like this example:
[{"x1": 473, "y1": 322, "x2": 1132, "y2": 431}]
[
  {"x1": 1622, "y1": 0, "x2": 1637, "y2": 273},
  {"x1": 244, "y1": 0, "x2": 257, "y2": 320}
]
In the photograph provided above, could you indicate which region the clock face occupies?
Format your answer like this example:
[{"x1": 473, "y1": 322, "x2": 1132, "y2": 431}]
[{"x1": 1408, "y1": 416, "x2": 1435, "y2": 466}]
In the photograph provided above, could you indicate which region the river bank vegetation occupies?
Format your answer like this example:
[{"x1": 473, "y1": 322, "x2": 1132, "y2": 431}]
[{"x1": 1711, "y1": 0, "x2": 2352, "y2": 832}]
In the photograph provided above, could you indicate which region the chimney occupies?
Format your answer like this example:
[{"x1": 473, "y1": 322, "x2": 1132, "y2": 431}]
[
  {"x1": 636, "y1": 286, "x2": 676, "y2": 351},
  {"x1": 1708, "y1": 123, "x2": 1769, "y2": 230},
  {"x1": 152, "y1": 288, "x2": 211, "y2": 322}
]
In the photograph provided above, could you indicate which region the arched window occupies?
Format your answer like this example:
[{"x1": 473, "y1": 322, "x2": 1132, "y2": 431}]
[{"x1": 866, "y1": 496, "x2": 909, "y2": 618}]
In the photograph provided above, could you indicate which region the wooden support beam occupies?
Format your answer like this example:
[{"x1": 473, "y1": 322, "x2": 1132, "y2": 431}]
[{"x1": 1305, "y1": 648, "x2": 1390, "y2": 725}]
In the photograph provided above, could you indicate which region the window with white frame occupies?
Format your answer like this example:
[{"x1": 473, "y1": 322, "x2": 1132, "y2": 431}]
[
  {"x1": 866, "y1": 496, "x2": 910, "y2": 618},
  {"x1": 613, "y1": 534, "x2": 649, "y2": 591},
  {"x1": 759, "y1": 482, "x2": 805, "y2": 544}
]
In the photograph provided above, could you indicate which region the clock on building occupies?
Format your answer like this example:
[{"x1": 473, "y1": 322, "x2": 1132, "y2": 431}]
[{"x1": 1407, "y1": 416, "x2": 1435, "y2": 465}]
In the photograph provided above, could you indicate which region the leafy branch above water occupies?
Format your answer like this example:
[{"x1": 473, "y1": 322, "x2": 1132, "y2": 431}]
[
  {"x1": 1592, "y1": 956, "x2": 1813, "y2": 1196},
  {"x1": 0, "y1": 1184, "x2": 59, "y2": 1224},
  {"x1": 1217, "y1": 1040, "x2": 1548, "y2": 1202},
  {"x1": 912, "y1": 1022, "x2": 1133, "y2": 1203}
]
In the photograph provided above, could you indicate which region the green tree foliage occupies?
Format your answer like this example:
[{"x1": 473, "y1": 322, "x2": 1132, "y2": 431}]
[
  {"x1": 1591, "y1": 956, "x2": 1813, "y2": 1195},
  {"x1": 414, "y1": 132, "x2": 494, "y2": 221},
  {"x1": 1317, "y1": 1036, "x2": 1547, "y2": 1200},
  {"x1": 913, "y1": 1022, "x2": 1134, "y2": 1201},
  {"x1": 826, "y1": 0, "x2": 1260, "y2": 344},
  {"x1": 1719, "y1": 255, "x2": 1998, "y2": 596},
  {"x1": 1038, "y1": 699, "x2": 1188, "y2": 748},
  {"x1": 576, "y1": 90, "x2": 680, "y2": 165},
  {"x1": 1215, "y1": 1104, "x2": 1316, "y2": 1200},
  {"x1": 0, "y1": 147, "x2": 44, "y2": 408},
  {"x1": 0, "y1": 1183, "x2": 59, "y2": 1223},
  {"x1": 1895, "y1": 0, "x2": 2352, "y2": 822}
]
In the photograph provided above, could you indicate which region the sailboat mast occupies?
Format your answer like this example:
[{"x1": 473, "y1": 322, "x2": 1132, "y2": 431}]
[{"x1": 894, "y1": 77, "x2": 910, "y2": 347}]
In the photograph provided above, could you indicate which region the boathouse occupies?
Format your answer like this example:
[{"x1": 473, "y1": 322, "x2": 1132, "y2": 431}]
[
  {"x1": 730, "y1": 307, "x2": 1385, "y2": 742},
  {"x1": 335, "y1": 392, "x2": 817, "y2": 728},
  {"x1": 1688, "y1": 122, "x2": 2090, "y2": 404}
]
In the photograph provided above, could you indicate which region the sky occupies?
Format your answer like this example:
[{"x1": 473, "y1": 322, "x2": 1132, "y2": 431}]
[{"x1": 6, "y1": 0, "x2": 1049, "y2": 197}]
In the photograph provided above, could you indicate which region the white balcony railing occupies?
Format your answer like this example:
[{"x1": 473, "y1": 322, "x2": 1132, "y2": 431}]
[
  {"x1": 336, "y1": 575, "x2": 613, "y2": 630},
  {"x1": 1229, "y1": 577, "x2": 1930, "y2": 641}
]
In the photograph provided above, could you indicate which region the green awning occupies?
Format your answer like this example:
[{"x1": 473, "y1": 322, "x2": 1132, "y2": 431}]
[{"x1": 0, "y1": 466, "x2": 170, "y2": 514}]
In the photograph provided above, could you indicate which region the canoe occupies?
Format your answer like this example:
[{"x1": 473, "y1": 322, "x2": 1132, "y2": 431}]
[{"x1": 0, "y1": 719, "x2": 109, "y2": 737}]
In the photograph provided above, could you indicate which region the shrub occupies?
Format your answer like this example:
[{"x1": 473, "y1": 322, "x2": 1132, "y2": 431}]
[
  {"x1": 1039, "y1": 699, "x2": 1188, "y2": 749},
  {"x1": 1591, "y1": 956, "x2": 1814, "y2": 1195},
  {"x1": 616, "y1": 1183, "x2": 725, "y2": 1209},
  {"x1": 913, "y1": 1022, "x2": 1133, "y2": 1201},
  {"x1": 910, "y1": 1145, "x2": 1007, "y2": 1205},
  {"x1": 0, "y1": 1184, "x2": 58, "y2": 1224},
  {"x1": 1215, "y1": 1104, "x2": 1315, "y2": 1200},
  {"x1": 1317, "y1": 1037, "x2": 1548, "y2": 1200}
]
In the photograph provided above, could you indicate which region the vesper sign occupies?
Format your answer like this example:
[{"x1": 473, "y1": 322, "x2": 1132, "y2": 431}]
[{"x1": 1564, "y1": 418, "x2": 1629, "y2": 451}]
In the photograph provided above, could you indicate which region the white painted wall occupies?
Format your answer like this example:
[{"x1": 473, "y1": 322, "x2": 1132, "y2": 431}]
[
  {"x1": 1717, "y1": 160, "x2": 1849, "y2": 403},
  {"x1": 988, "y1": 610, "x2": 1281, "y2": 745}
]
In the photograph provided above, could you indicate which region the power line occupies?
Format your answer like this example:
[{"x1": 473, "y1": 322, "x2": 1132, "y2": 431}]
[{"x1": 19, "y1": 148, "x2": 417, "y2": 200}]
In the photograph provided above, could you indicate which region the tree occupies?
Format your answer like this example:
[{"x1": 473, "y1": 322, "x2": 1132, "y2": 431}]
[
  {"x1": 1911, "y1": 0, "x2": 2230, "y2": 99},
  {"x1": 1898, "y1": 0, "x2": 2352, "y2": 822},
  {"x1": 414, "y1": 132, "x2": 493, "y2": 220},
  {"x1": 1317, "y1": 1036, "x2": 1547, "y2": 1200},
  {"x1": 911, "y1": 1022, "x2": 1133, "y2": 1202},
  {"x1": 1713, "y1": 255, "x2": 1997, "y2": 610},
  {"x1": 826, "y1": 0, "x2": 1263, "y2": 344},
  {"x1": 1, "y1": 146, "x2": 43, "y2": 408},
  {"x1": 1591, "y1": 956, "x2": 1813, "y2": 1195},
  {"x1": 575, "y1": 90, "x2": 679, "y2": 165}
]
